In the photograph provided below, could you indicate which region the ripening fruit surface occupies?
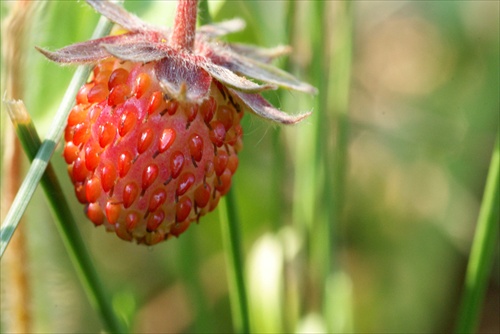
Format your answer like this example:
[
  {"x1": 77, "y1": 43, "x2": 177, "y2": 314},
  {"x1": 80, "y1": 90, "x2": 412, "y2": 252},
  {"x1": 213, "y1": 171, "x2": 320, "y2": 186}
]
[{"x1": 65, "y1": 58, "x2": 243, "y2": 245}]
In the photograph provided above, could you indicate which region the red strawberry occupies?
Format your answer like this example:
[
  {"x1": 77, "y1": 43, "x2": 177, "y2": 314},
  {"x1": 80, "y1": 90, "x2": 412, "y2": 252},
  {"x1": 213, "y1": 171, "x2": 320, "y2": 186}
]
[
  {"x1": 38, "y1": 0, "x2": 316, "y2": 245},
  {"x1": 63, "y1": 58, "x2": 242, "y2": 244}
]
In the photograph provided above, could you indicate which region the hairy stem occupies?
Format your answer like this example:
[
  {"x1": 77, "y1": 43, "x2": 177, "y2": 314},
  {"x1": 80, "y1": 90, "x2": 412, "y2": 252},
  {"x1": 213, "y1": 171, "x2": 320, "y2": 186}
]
[{"x1": 171, "y1": 0, "x2": 198, "y2": 51}]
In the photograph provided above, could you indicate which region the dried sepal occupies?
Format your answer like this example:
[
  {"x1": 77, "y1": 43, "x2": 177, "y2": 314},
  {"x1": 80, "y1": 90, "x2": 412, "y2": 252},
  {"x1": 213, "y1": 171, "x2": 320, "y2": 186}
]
[
  {"x1": 35, "y1": 36, "x2": 119, "y2": 64},
  {"x1": 37, "y1": 0, "x2": 316, "y2": 125},
  {"x1": 103, "y1": 41, "x2": 170, "y2": 63},
  {"x1": 86, "y1": 0, "x2": 157, "y2": 33},
  {"x1": 219, "y1": 51, "x2": 318, "y2": 94},
  {"x1": 201, "y1": 62, "x2": 276, "y2": 94},
  {"x1": 155, "y1": 56, "x2": 212, "y2": 103},
  {"x1": 230, "y1": 89, "x2": 311, "y2": 125},
  {"x1": 35, "y1": 33, "x2": 158, "y2": 64}
]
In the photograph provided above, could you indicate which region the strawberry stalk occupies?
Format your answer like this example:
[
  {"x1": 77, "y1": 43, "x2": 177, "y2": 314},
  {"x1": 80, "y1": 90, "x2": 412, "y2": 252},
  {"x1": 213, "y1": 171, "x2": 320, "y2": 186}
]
[{"x1": 171, "y1": 0, "x2": 198, "y2": 51}]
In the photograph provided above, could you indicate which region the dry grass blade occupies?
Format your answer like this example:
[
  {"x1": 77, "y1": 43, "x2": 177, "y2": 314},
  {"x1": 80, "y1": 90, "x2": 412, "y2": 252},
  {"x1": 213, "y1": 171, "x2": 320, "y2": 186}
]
[{"x1": 1, "y1": 2, "x2": 36, "y2": 331}]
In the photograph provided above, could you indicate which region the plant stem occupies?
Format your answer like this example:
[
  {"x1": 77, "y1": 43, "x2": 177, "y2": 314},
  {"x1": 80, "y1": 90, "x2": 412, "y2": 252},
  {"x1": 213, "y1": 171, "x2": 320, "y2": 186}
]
[
  {"x1": 3, "y1": 100, "x2": 127, "y2": 334},
  {"x1": 219, "y1": 188, "x2": 250, "y2": 334},
  {"x1": 171, "y1": 0, "x2": 198, "y2": 51},
  {"x1": 455, "y1": 131, "x2": 499, "y2": 333},
  {"x1": 0, "y1": 6, "x2": 113, "y2": 259}
]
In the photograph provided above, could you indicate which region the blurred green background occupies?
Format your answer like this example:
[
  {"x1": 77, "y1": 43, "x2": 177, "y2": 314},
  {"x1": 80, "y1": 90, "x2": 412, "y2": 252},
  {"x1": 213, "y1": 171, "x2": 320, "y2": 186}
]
[{"x1": 1, "y1": 1, "x2": 498, "y2": 333}]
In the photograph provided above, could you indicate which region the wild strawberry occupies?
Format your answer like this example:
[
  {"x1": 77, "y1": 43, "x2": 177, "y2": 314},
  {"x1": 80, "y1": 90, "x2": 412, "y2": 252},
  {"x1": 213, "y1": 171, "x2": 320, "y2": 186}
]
[{"x1": 37, "y1": 0, "x2": 316, "y2": 245}]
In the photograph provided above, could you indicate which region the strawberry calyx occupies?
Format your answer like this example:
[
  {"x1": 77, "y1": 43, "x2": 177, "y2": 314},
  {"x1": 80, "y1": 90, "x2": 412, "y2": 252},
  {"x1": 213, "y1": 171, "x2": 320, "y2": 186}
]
[{"x1": 37, "y1": 0, "x2": 316, "y2": 122}]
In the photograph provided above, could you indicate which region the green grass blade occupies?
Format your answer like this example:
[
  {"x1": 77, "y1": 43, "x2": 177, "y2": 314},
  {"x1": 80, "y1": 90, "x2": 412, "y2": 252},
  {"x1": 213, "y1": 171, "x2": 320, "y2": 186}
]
[
  {"x1": 198, "y1": 0, "x2": 211, "y2": 25},
  {"x1": 219, "y1": 188, "x2": 250, "y2": 334},
  {"x1": 455, "y1": 131, "x2": 500, "y2": 333},
  {"x1": 323, "y1": 2, "x2": 354, "y2": 332},
  {"x1": 3, "y1": 100, "x2": 127, "y2": 333},
  {"x1": 0, "y1": 11, "x2": 113, "y2": 258}
]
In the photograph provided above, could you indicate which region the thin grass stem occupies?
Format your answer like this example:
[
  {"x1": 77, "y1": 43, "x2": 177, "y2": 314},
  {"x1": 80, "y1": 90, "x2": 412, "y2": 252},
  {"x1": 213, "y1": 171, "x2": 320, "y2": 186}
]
[
  {"x1": 0, "y1": 7, "x2": 114, "y2": 258},
  {"x1": 219, "y1": 187, "x2": 250, "y2": 334},
  {"x1": 290, "y1": 1, "x2": 324, "y2": 323},
  {"x1": 3, "y1": 100, "x2": 127, "y2": 333},
  {"x1": 312, "y1": 0, "x2": 333, "y2": 284},
  {"x1": 326, "y1": 0, "x2": 353, "y2": 284},
  {"x1": 322, "y1": 2, "x2": 354, "y2": 331},
  {"x1": 455, "y1": 131, "x2": 499, "y2": 333},
  {"x1": 269, "y1": 0, "x2": 296, "y2": 232}
]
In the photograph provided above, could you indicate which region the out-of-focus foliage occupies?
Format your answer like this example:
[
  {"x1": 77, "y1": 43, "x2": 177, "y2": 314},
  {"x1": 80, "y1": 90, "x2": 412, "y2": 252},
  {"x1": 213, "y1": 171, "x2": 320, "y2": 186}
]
[{"x1": 1, "y1": 1, "x2": 498, "y2": 333}]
